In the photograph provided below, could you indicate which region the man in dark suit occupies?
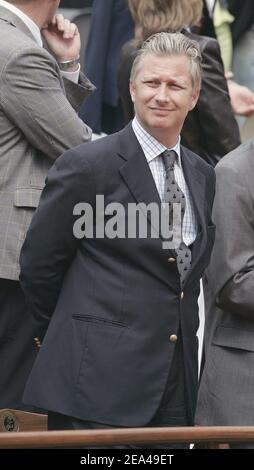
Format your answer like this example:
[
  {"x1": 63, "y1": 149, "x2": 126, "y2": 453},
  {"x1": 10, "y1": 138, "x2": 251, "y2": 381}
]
[{"x1": 20, "y1": 32, "x2": 215, "y2": 448}]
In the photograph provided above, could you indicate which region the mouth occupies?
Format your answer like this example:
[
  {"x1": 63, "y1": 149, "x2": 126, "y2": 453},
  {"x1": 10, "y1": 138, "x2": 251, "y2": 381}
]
[{"x1": 150, "y1": 107, "x2": 173, "y2": 112}]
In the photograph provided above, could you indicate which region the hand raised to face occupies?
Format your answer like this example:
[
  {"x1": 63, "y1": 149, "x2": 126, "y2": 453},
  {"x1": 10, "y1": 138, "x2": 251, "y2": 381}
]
[{"x1": 42, "y1": 14, "x2": 81, "y2": 63}]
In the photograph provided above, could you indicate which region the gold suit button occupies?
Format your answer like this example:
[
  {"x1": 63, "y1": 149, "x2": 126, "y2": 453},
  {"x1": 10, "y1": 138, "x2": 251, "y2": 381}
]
[
  {"x1": 180, "y1": 291, "x2": 184, "y2": 299},
  {"x1": 169, "y1": 334, "x2": 178, "y2": 343},
  {"x1": 168, "y1": 257, "x2": 176, "y2": 263}
]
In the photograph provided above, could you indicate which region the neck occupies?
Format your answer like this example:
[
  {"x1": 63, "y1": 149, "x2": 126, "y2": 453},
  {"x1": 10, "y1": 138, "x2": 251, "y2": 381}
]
[
  {"x1": 8, "y1": 1, "x2": 52, "y2": 29},
  {"x1": 152, "y1": 131, "x2": 179, "y2": 148},
  {"x1": 146, "y1": 127, "x2": 179, "y2": 148}
]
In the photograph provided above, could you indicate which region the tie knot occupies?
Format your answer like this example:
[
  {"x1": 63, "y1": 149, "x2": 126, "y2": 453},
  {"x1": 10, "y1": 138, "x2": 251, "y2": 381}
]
[{"x1": 162, "y1": 149, "x2": 177, "y2": 172}]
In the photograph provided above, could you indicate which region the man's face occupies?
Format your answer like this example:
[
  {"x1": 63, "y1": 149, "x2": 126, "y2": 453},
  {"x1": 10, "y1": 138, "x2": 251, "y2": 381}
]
[{"x1": 130, "y1": 53, "x2": 200, "y2": 144}]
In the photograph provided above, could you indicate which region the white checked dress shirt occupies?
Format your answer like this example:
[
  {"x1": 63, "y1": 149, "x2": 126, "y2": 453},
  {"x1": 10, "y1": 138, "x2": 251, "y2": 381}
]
[{"x1": 132, "y1": 117, "x2": 197, "y2": 246}]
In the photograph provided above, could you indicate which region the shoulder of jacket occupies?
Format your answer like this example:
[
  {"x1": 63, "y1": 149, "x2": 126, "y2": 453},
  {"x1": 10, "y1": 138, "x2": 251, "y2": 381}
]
[
  {"x1": 182, "y1": 145, "x2": 214, "y2": 172},
  {"x1": 217, "y1": 139, "x2": 254, "y2": 173},
  {"x1": 189, "y1": 32, "x2": 219, "y2": 52}
]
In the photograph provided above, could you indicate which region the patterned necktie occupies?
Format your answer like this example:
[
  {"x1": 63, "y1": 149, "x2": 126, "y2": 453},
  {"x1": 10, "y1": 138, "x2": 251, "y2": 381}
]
[{"x1": 162, "y1": 149, "x2": 192, "y2": 285}]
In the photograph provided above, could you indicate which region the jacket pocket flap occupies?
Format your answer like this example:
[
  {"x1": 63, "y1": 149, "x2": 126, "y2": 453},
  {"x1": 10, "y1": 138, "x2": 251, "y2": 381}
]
[
  {"x1": 14, "y1": 187, "x2": 42, "y2": 208},
  {"x1": 213, "y1": 325, "x2": 254, "y2": 352}
]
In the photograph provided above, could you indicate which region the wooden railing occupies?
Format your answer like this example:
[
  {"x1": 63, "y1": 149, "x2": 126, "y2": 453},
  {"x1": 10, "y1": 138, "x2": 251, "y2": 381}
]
[
  {"x1": 1, "y1": 426, "x2": 254, "y2": 448},
  {"x1": 0, "y1": 409, "x2": 253, "y2": 448}
]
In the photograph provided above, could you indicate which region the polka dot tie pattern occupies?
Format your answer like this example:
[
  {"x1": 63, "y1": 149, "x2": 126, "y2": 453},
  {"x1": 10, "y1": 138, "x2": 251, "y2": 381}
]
[{"x1": 162, "y1": 149, "x2": 192, "y2": 285}]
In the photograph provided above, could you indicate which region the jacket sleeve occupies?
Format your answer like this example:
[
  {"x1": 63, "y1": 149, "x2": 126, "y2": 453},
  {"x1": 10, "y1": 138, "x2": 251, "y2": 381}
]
[
  {"x1": 19, "y1": 147, "x2": 95, "y2": 340},
  {"x1": 62, "y1": 71, "x2": 95, "y2": 111},
  {"x1": 182, "y1": 36, "x2": 241, "y2": 167},
  {"x1": 199, "y1": 37, "x2": 241, "y2": 159},
  {"x1": 117, "y1": 41, "x2": 137, "y2": 124},
  {"x1": 0, "y1": 46, "x2": 93, "y2": 160}
]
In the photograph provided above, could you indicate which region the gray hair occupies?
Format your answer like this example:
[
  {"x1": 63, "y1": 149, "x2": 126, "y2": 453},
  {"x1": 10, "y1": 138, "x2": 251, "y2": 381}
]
[{"x1": 130, "y1": 32, "x2": 202, "y2": 90}]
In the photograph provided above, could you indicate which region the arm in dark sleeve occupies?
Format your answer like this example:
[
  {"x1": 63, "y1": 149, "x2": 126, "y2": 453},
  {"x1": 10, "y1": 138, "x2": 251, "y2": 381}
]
[
  {"x1": 20, "y1": 146, "x2": 95, "y2": 339},
  {"x1": 199, "y1": 37, "x2": 241, "y2": 159},
  {"x1": 183, "y1": 36, "x2": 241, "y2": 167},
  {"x1": 118, "y1": 41, "x2": 138, "y2": 124}
]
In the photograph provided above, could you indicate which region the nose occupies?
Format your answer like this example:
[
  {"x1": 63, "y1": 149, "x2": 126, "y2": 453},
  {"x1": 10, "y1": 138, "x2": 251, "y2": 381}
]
[{"x1": 155, "y1": 84, "x2": 170, "y2": 104}]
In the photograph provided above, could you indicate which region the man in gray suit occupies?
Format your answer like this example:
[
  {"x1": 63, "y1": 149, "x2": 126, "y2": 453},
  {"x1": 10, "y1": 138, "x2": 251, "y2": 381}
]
[
  {"x1": 196, "y1": 139, "x2": 254, "y2": 448},
  {"x1": 0, "y1": 0, "x2": 94, "y2": 409}
]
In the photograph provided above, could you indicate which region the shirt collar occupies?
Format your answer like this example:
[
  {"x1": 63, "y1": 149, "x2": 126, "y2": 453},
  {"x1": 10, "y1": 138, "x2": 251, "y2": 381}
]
[
  {"x1": 132, "y1": 116, "x2": 182, "y2": 168},
  {"x1": 205, "y1": 0, "x2": 216, "y2": 16},
  {"x1": 0, "y1": 0, "x2": 43, "y2": 47}
]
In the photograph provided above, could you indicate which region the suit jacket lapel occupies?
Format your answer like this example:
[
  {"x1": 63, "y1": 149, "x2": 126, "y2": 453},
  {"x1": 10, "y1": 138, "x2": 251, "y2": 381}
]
[
  {"x1": 181, "y1": 146, "x2": 206, "y2": 231},
  {"x1": 118, "y1": 124, "x2": 163, "y2": 239},
  {"x1": 117, "y1": 127, "x2": 209, "y2": 274},
  {"x1": 180, "y1": 146, "x2": 207, "y2": 282}
]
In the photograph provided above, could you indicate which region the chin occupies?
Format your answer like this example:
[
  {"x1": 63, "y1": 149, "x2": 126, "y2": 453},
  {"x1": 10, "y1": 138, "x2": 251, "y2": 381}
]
[{"x1": 150, "y1": 119, "x2": 172, "y2": 129}]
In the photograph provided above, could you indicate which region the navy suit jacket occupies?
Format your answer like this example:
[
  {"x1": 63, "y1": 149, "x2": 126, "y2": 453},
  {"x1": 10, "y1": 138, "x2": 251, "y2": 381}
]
[{"x1": 20, "y1": 124, "x2": 215, "y2": 426}]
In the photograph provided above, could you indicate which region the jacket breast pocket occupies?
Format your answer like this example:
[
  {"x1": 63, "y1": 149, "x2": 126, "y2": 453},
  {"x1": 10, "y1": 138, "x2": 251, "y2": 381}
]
[
  {"x1": 72, "y1": 314, "x2": 128, "y2": 329},
  {"x1": 14, "y1": 187, "x2": 43, "y2": 208},
  {"x1": 213, "y1": 325, "x2": 254, "y2": 352}
]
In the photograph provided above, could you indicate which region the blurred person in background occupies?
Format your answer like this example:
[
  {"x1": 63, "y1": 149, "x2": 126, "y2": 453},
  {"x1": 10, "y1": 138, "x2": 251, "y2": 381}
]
[
  {"x1": 228, "y1": 0, "x2": 254, "y2": 138},
  {"x1": 0, "y1": 0, "x2": 94, "y2": 410},
  {"x1": 212, "y1": 0, "x2": 234, "y2": 73},
  {"x1": 229, "y1": 0, "x2": 254, "y2": 92},
  {"x1": 79, "y1": 0, "x2": 134, "y2": 135},
  {"x1": 201, "y1": 1, "x2": 254, "y2": 120}
]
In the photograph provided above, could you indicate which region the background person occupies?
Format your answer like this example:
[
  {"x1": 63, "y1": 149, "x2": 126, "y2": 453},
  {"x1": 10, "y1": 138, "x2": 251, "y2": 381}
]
[
  {"x1": 201, "y1": 0, "x2": 254, "y2": 119},
  {"x1": 196, "y1": 138, "x2": 254, "y2": 448},
  {"x1": 79, "y1": 0, "x2": 134, "y2": 135},
  {"x1": 0, "y1": 0, "x2": 94, "y2": 410}
]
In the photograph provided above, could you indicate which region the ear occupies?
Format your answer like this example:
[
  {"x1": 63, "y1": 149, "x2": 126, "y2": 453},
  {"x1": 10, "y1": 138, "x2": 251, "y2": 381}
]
[
  {"x1": 189, "y1": 87, "x2": 200, "y2": 111},
  {"x1": 129, "y1": 81, "x2": 136, "y2": 104}
]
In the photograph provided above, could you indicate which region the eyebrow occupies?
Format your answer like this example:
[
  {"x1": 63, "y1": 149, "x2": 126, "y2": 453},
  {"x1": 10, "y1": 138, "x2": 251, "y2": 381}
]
[{"x1": 142, "y1": 76, "x2": 187, "y2": 85}]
